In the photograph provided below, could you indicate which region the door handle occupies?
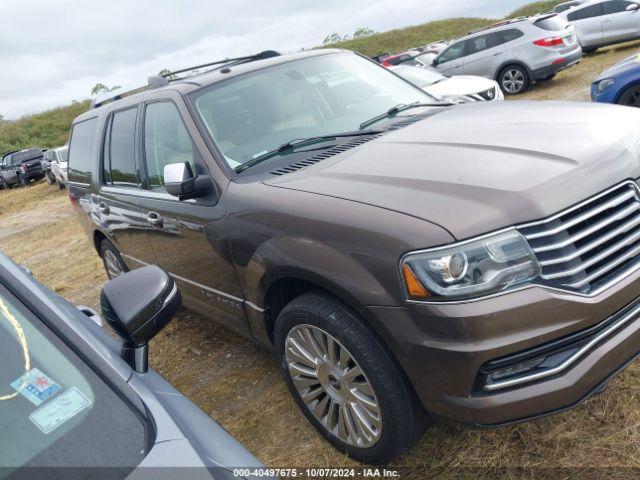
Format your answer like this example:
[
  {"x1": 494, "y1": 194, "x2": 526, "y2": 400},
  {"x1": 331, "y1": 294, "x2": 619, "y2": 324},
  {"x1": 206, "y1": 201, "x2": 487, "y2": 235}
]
[
  {"x1": 603, "y1": 18, "x2": 614, "y2": 23},
  {"x1": 493, "y1": 51, "x2": 504, "y2": 56},
  {"x1": 147, "y1": 212, "x2": 163, "y2": 227},
  {"x1": 98, "y1": 202, "x2": 110, "y2": 215}
]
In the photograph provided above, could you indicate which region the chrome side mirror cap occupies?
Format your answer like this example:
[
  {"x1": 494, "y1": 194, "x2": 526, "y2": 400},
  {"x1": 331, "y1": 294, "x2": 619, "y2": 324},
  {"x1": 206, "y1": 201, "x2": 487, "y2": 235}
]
[{"x1": 164, "y1": 162, "x2": 212, "y2": 201}]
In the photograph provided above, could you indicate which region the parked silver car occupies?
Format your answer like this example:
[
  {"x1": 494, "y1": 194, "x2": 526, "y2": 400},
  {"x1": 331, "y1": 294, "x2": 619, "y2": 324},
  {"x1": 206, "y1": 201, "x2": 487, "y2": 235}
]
[
  {"x1": 431, "y1": 15, "x2": 583, "y2": 94},
  {"x1": 559, "y1": 0, "x2": 640, "y2": 53},
  {"x1": 46, "y1": 146, "x2": 68, "y2": 189}
]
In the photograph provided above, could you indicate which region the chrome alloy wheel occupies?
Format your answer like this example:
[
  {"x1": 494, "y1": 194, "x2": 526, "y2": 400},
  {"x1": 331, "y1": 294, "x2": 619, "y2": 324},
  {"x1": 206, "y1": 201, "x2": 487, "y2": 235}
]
[
  {"x1": 502, "y1": 69, "x2": 525, "y2": 94},
  {"x1": 285, "y1": 324, "x2": 382, "y2": 448},
  {"x1": 103, "y1": 250, "x2": 124, "y2": 279}
]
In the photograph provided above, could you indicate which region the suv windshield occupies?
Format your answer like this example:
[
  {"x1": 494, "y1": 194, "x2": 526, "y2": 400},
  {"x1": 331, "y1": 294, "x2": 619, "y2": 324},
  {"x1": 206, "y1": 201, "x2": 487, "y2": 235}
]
[
  {"x1": 0, "y1": 284, "x2": 147, "y2": 474},
  {"x1": 188, "y1": 52, "x2": 436, "y2": 168}
]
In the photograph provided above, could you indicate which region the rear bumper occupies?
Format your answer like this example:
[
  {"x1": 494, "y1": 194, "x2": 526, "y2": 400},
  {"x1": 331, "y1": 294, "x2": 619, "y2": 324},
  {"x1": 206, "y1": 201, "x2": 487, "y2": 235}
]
[
  {"x1": 531, "y1": 50, "x2": 583, "y2": 81},
  {"x1": 364, "y1": 263, "x2": 640, "y2": 426}
]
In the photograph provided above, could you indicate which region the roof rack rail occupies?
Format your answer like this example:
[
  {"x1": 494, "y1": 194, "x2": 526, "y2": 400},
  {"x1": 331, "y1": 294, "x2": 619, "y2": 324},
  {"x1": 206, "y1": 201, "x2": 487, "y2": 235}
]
[
  {"x1": 162, "y1": 50, "x2": 281, "y2": 82},
  {"x1": 91, "y1": 50, "x2": 281, "y2": 109},
  {"x1": 467, "y1": 17, "x2": 528, "y2": 35}
]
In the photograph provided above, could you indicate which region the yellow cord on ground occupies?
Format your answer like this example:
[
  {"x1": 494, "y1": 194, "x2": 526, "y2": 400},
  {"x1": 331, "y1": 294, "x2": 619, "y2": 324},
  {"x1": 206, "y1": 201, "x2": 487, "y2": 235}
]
[{"x1": 0, "y1": 297, "x2": 30, "y2": 401}]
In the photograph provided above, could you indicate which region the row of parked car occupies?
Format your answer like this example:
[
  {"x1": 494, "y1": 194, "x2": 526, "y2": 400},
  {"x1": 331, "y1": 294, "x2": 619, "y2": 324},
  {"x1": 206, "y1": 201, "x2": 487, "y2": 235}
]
[
  {"x1": 377, "y1": 0, "x2": 640, "y2": 98},
  {"x1": 0, "y1": 145, "x2": 68, "y2": 190}
]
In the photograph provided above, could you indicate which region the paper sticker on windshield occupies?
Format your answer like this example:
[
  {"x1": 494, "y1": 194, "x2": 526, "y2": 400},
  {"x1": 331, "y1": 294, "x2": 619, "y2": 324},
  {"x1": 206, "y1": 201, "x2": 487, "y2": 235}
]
[
  {"x1": 10, "y1": 368, "x2": 62, "y2": 406},
  {"x1": 30, "y1": 387, "x2": 91, "y2": 434}
]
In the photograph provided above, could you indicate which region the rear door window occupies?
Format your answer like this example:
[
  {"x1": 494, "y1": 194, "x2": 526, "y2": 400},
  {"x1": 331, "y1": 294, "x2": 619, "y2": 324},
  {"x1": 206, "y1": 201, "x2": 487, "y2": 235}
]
[
  {"x1": 465, "y1": 34, "x2": 497, "y2": 55},
  {"x1": 143, "y1": 101, "x2": 197, "y2": 191},
  {"x1": 68, "y1": 118, "x2": 98, "y2": 185},
  {"x1": 103, "y1": 108, "x2": 138, "y2": 186},
  {"x1": 493, "y1": 29, "x2": 525, "y2": 45},
  {"x1": 568, "y1": 3, "x2": 604, "y2": 20},
  {"x1": 603, "y1": 0, "x2": 633, "y2": 14}
]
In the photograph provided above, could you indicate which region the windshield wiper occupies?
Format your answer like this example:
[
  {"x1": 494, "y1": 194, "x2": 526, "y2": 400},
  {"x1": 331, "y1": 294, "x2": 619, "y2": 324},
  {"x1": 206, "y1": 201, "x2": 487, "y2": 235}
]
[
  {"x1": 358, "y1": 101, "x2": 450, "y2": 130},
  {"x1": 235, "y1": 130, "x2": 382, "y2": 173}
]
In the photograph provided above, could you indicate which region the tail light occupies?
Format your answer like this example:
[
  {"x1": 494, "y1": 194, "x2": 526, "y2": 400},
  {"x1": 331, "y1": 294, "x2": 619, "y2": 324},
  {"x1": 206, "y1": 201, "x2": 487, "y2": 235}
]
[
  {"x1": 20, "y1": 164, "x2": 26, "y2": 173},
  {"x1": 533, "y1": 37, "x2": 564, "y2": 47}
]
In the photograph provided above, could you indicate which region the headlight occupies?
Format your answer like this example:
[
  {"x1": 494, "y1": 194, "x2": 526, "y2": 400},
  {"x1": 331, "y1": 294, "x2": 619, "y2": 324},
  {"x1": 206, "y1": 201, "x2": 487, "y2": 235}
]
[
  {"x1": 597, "y1": 79, "x2": 615, "y2": 94},
  {"x1": 401, "y1": 230, "x2": 540, "y2": 301}
]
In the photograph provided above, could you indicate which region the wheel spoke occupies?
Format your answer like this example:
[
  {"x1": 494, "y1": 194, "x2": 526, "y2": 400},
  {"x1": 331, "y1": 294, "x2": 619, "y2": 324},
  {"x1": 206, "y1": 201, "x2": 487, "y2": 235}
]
[{"x1": 285, "y1": 324, "x2": 382, "y2": 448}]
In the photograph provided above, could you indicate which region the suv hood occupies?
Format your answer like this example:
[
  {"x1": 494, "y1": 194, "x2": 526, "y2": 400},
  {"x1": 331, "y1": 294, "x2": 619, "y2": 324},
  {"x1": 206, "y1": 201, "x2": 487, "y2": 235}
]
[{"x1": 265, "y1": 101, "x2": 640, "y2": 240}]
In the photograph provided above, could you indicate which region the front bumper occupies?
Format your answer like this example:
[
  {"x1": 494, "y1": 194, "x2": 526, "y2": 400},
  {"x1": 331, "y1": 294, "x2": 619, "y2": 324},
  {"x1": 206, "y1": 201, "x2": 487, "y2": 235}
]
[
  {"x1": 531, "y1": 50, "x2": 583, "y2": 81},
  {"x1": 364, "y1": 264, "x2": 640, "y2": 426}
]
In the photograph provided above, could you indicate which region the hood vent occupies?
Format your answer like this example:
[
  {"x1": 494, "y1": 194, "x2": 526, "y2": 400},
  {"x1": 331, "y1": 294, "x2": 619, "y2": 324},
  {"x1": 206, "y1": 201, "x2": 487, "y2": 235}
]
[{"x1": 270, "y1": 133, "x2": 382, "y2": 176}]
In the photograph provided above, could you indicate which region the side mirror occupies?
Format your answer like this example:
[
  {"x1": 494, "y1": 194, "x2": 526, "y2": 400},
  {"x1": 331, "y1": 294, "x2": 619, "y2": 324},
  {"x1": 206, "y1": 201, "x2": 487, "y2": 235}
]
[
  {"x1": 627, "y1": 3, "x2": 639, "y2": 11},
  {"x1": 100, "y1": 265, "x2": 181, "y2": 373},
  {"x1": 164, "y1": 162, "x2": 211, "y2": 200}
]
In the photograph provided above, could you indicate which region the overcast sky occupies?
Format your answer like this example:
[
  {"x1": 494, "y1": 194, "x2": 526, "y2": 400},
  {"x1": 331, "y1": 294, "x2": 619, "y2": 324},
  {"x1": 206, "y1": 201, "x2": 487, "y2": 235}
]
[{"x1": 0, "y1": 0, "x2": 534, "y2": 119}]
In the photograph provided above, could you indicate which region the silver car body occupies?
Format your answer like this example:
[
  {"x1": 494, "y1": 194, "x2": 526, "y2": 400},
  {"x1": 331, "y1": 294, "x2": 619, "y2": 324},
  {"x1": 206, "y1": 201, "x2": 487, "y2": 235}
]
[
  {"x1": 560, "y1": 0, "x2": 640, "y2": 48},
  {"x1": 431, "y1": 15, "x2": 582, "y2": 93},
  {"x1": 48, "y1": 146, "x2": 69, "y2": 185}
]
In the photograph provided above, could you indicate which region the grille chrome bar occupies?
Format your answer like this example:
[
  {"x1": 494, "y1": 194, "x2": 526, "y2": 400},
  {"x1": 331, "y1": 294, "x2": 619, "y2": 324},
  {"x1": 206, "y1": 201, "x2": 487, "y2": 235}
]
[
  {"x1": 533, "y1": 202, "x2": 640, "y2": 254},
  {"x1": 518, "y1": 181, "x2": 640, "y2": 294},
  {"x1": 524, "y1": 189, "x2": 636, "y2": 240}
]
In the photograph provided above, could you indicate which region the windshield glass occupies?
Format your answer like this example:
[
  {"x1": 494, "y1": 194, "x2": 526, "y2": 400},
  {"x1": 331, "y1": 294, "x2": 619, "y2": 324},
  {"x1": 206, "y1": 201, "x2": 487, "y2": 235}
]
[
  {"x1": 0, "y1": 284, "x2": 147, "y2": 474},
  {"x1": 189, "y1": 52, "x2": 436, "y2": 168},
  {"x1": 393, "y1": 66, "x2": 446, "y2": 87},
  {"x1": 57, "y1": 147, "x2": 69, "y2": 162}
]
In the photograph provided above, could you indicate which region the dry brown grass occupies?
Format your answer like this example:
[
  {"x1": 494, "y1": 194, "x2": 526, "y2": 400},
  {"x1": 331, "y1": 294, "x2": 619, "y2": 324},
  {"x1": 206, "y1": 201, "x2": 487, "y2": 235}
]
[{"x1": 2, "y1": 42, "x2": 640, "y2": 478}]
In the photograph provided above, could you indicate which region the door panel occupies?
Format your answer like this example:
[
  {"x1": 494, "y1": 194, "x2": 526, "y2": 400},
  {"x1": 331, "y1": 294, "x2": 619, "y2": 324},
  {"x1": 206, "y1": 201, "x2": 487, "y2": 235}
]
[
  {"x1": 138, "y1": 100, "x2": 249, "y2": 335},
  {"x1": 434, "y1": 41, "x2": 466, "y2": 76},
  {"x1": 462, "y1": 33, "x2": 501, "y2": 78},
  {"x1": 602, "y1": 1, "x2": 640, "y2": 42}
]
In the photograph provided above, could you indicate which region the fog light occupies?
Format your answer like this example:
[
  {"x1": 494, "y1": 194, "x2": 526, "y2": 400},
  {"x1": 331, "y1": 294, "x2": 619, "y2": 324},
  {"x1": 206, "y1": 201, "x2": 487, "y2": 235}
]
[{"x1": 486, "y1": 357, "x2": 545, "y2": 384}]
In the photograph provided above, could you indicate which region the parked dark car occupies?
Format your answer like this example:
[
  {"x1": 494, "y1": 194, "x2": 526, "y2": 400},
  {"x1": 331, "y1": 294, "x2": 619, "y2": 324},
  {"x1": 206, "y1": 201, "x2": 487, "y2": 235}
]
[
  {"x1": 1, "y1": 148, "x2": 46, "y2": 187},
  {"x1": 68, "y1": 48, "x2": 640, "y2": 463},
  {"x1": 0, "y1": 251, "x2": 263, "y2": 478}
]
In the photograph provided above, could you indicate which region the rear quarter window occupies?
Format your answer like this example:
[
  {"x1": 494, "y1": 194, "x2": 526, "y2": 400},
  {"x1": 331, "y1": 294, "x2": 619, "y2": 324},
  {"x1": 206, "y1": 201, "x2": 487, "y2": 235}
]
[
  {"x1": 68, "y1": 118, "x2": 98, "y2": 185},
  {"x1": 534, "y1": 15, "x2": 570, "y2": 31}
]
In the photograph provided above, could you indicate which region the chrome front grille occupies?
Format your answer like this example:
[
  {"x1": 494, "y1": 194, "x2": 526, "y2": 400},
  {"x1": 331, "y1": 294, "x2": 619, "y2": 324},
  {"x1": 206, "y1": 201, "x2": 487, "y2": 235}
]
[{"x1": 518, "y1": 182, "x2": 640, "y2": 294}]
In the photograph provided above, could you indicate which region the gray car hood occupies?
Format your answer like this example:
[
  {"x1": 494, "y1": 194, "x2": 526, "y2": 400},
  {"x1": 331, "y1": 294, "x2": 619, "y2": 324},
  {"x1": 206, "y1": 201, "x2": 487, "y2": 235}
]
[{"x1": 264, "y1": 101, "x2": 640, "y2": 240}]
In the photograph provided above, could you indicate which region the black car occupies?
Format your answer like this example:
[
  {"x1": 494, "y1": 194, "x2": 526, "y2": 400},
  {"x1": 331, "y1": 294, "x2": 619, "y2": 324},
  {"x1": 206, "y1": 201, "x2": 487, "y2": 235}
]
[
  {"x1": 0, "y1": 148, "x2": 46, "y2": 188},
  {"x1": 0, "y1": 252, "x2": 264, "y2": 478}
]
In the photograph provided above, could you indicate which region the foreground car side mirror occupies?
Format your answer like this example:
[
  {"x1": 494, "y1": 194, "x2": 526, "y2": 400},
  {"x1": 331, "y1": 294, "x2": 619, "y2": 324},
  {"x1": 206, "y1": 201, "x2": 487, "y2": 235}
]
[
  {"x1": 627, "y1": 3, "x2": 639, "y2": 11},
  {"x1": 164, "y1": 162, "x2": 211, "y2": 200},
  {"x1": 100, "y1": 265, "x2": 181, "y2": 373}
]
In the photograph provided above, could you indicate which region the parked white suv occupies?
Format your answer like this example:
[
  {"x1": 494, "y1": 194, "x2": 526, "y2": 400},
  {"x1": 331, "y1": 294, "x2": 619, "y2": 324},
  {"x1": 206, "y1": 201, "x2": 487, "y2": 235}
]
[
  {"x1": 389, "y1": 65, "x2": 504, "y2": 102},
  {"x1": 431, "y1": 14, "x2": 583, "y2": 94},
  {"x1": 559, "y1": 0, "x2": 640, "y2": 53},
  {"x1": 46, "y1": 146, "x2": 69, "y2": 188}
]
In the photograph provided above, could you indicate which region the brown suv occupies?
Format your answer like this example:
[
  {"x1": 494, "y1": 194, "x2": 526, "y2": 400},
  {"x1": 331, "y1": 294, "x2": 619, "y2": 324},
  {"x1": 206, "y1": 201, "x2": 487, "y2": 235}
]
[{"x1": 68, "y1": 48, "x2": 640, "y2": 463}]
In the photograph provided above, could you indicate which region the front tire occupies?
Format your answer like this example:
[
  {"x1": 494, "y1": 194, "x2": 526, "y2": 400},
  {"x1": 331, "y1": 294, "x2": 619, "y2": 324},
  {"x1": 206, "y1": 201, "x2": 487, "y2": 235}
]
[
  {"x1": 275, "y1": 293, "x2": 426, "y2": 464},
  {"x1": 100, "y1": 238, "x2": 128, "y2": 279},
  {"x1": 46, "y1": 171, "x2": 55, "y2": 185},
  {"x1": 498, "y1": 65, "x2": 530, "y2": 95},
  {"x1": 617, "y1": 85, "x2": 640, "y2": 107}
]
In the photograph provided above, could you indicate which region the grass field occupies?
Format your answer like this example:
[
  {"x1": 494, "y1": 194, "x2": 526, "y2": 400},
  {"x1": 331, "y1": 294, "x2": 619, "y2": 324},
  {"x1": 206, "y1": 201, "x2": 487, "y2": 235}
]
[{"x1": 3, "y1": 34, "x2": 640, "y2": 480}]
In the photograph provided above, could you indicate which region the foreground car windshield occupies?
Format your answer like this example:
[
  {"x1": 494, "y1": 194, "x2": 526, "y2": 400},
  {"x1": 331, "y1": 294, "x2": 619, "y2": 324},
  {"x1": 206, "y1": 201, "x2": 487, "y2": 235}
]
[
  {"x1": 0, "y1": 285, "x2": 147, "y2": 473},
  {"x1": 189, "y1": 52, "x2": 437, "y2": 168}
]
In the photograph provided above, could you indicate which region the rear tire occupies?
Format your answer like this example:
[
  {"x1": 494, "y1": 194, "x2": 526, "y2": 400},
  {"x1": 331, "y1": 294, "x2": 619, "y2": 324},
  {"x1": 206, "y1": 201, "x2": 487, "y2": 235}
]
[
  {"x1": 582, "y1": 46, "x2": 599, "y2": 54},
  {"x1": 19, "y1": 176, "x2": 28, "y2": 187},
  {"x1": 100, "y1": 238, "x2": 128, "y2": 279},
  {"x1": 275, "y1": 292, "x2": 427, "y2": 464},
  {"x1": 498, "y1": 65, "x2": 530, "y2": 95},
  {"x1": 46, "y1": 171, "x2": 55, "y2": 185},
  {"x1": 57, "y1": 179, "x2": 65, "y2": 190}
]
